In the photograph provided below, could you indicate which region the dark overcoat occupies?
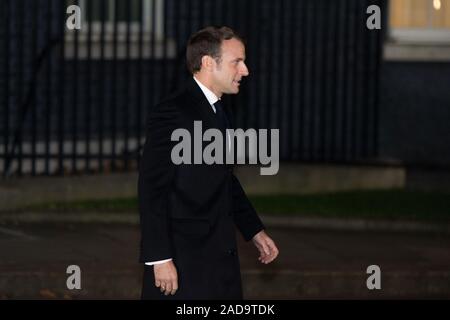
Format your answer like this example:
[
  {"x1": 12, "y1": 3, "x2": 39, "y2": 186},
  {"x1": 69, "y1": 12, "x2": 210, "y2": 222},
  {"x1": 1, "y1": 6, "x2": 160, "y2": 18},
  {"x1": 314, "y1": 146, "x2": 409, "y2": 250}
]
[{"x1": 139, "y1": 78, "x2": 265, "y2": 300}]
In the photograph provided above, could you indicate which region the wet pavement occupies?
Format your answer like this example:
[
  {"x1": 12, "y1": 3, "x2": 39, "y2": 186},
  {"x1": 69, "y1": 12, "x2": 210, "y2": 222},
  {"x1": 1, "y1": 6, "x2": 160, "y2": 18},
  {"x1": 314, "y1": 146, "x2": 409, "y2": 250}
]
[{"x1": 1, "y1": 220, "x2": 449, "y2": 299}]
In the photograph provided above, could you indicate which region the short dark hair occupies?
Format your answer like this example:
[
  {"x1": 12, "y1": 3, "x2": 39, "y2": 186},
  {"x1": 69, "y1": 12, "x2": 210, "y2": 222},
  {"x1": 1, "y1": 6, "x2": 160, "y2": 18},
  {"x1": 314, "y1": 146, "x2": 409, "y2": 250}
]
[{"x1": 186, "y1": 26, "x2": 244, "y2": 74}]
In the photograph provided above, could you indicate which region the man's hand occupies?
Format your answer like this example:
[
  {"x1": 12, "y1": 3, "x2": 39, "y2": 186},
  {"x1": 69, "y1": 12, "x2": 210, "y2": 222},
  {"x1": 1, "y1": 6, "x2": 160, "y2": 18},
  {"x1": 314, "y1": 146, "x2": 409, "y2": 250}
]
[
  {"x1": 252, "y1": 230, "x2": 279, "y2": 264},
  {"x1": 154, "y1": 260, "x2": 178, "y2": 296}
]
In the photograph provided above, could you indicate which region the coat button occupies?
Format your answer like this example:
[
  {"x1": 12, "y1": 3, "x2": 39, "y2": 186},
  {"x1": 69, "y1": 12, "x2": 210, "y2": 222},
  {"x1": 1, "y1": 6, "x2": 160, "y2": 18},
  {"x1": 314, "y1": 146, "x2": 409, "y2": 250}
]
[{"x1": 227, "y1": 249, "x2": 236, "y2": 256}]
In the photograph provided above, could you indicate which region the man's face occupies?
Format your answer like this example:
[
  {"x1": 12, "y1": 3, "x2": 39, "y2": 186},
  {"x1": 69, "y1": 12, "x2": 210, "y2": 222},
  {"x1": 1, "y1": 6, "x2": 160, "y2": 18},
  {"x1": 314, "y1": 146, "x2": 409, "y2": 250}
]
[{"x1": 210, "y1": 38, "x2": 249, "y2": 97}]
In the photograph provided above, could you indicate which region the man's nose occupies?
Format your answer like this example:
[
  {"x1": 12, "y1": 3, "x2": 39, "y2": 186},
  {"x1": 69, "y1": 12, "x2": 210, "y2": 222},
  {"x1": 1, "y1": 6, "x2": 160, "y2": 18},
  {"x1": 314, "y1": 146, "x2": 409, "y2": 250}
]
[{"x1": 240, "y1": 63, "x2": 249, "y2": 76}]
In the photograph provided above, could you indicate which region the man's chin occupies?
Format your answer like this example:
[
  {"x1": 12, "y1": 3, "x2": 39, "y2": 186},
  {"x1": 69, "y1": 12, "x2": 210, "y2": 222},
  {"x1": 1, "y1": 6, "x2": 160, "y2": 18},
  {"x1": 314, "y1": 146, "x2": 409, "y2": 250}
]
[{"x1": 228, "y1": 87, "x2": 240, "y2": 94}]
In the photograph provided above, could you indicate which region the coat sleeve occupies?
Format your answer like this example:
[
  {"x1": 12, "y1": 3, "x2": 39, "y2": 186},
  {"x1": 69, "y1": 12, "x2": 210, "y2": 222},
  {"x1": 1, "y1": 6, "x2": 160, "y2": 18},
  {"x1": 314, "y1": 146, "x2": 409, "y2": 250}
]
[
  {"x1": 231, "y1": 173, "x2": 265, "y2": 241},
  {"x1": 138, "y1": 102, "x2": 180, "y2": 263}
]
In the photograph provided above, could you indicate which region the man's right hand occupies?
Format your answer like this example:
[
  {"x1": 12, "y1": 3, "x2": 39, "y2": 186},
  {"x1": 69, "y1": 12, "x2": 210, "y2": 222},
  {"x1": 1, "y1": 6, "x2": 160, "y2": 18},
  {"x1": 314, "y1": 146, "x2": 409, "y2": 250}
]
[{"x1": 154, "y1": 260, "x2": 178, "y2": 296}]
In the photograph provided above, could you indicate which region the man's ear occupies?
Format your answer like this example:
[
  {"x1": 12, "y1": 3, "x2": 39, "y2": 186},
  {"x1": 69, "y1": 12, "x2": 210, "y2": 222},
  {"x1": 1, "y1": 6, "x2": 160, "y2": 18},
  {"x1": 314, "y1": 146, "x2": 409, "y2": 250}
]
[{"x1": 201, "y1": 55, "x2": 214, "y2": 72}]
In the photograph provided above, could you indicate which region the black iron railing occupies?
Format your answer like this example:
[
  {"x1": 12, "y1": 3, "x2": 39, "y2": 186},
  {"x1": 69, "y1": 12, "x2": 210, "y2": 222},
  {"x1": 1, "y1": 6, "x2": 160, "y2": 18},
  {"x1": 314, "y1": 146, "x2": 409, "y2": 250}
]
[{"x1": 1, "y1": 0, "x2": 384, "y2": 176}]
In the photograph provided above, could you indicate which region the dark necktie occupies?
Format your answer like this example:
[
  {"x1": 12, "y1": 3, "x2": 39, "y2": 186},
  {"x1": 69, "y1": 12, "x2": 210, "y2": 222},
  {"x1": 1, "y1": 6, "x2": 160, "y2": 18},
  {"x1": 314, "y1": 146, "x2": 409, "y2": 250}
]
[
  {"x1": 213, "y1": 100, "x2": 232, "y2": 160},
  {"x1": 213, "y1": 100, "x2": 230, "y2": 134}
]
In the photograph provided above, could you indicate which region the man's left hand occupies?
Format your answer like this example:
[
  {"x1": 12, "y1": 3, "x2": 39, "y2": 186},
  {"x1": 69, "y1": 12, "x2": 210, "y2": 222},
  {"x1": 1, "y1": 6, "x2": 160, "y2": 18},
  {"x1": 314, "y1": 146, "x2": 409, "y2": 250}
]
[{"x1": 252, "y1": 230, "x2": 279, "y2": 264}]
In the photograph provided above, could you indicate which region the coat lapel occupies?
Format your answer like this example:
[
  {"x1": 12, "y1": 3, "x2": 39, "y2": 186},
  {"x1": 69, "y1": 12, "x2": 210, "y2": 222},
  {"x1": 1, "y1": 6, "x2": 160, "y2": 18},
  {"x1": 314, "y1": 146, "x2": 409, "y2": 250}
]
[{"x1": 184, "y1": 78, "x2": 219, "y2": 130}]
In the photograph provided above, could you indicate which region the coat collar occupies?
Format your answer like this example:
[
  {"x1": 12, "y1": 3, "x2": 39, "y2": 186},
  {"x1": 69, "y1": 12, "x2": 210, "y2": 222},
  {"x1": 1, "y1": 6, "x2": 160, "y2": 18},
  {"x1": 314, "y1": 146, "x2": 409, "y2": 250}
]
[
  {"x1": 192, "y1": 76, "x2": 220, "y2": 106},
  {"x1": 184, "y1": 77, "x2": 218, "y2": 129},
  {"x1": 184, "y1": 77, "x2": 235, "y2": 129}
]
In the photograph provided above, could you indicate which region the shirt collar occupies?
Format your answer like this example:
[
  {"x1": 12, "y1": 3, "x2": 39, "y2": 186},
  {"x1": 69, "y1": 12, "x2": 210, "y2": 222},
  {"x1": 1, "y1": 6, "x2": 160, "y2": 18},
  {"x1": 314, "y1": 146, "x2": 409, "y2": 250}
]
[{"x1": 193, "y1": 76, "x2": 220, "y2": 106}]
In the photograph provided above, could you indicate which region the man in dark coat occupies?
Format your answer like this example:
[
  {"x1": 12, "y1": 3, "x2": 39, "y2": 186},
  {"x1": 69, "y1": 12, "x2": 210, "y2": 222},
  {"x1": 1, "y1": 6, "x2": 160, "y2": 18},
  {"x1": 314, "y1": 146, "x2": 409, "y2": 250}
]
[{"x1": 139, "y1": 26, "x2": 279, "y2": 300}]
